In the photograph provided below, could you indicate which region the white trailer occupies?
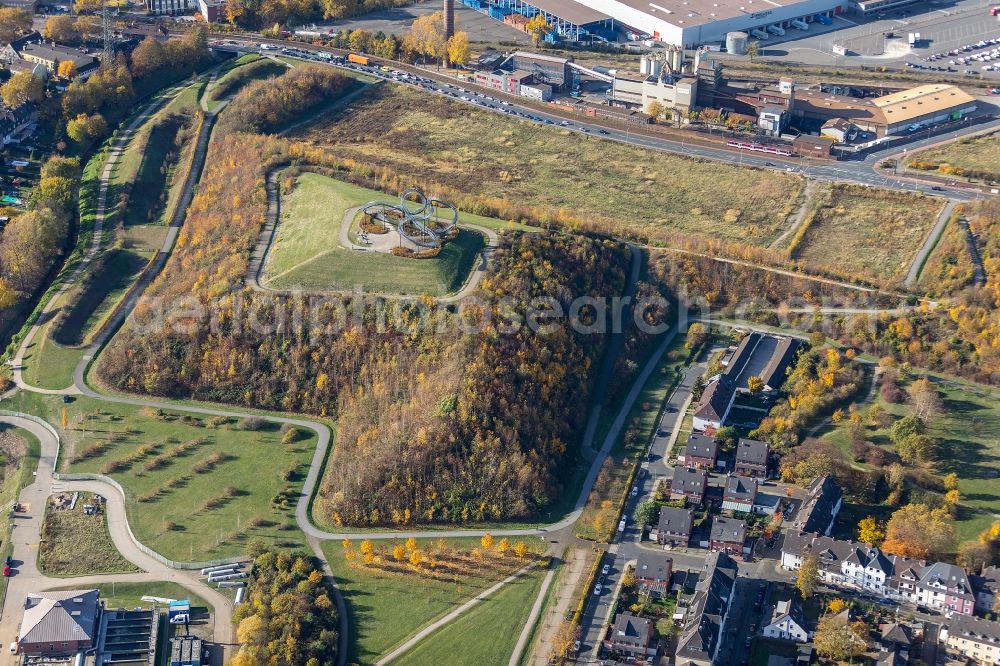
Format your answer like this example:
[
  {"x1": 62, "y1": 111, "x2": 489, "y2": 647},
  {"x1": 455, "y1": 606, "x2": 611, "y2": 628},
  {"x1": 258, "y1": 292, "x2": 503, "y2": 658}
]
[
  {"x1": 235, "y1": 587, "x2": 246, "y2": 606},
  {"x1": 767, "y1": 24, "x2": 785, "y2": 35},
  {"x1": 218, "y1": 581, "x2": 246, "y2": 589},
  {"x1": 200, "y1": 563, "x2": 242, "y2": 575},
  {"x1": 209, "y1": 572, "x2": 247, "y2": 582},
  {"x1": 791, "y1": 18, "x2": 809, "y2": 30},
  {"x1": 750, "y1": 28, "x2": 769, "y2": 39}
]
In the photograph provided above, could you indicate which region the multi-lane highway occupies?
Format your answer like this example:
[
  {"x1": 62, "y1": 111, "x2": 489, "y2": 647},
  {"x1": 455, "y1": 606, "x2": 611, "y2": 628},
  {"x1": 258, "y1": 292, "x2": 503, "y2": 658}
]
[{"x1": 206, "y1": 37, "x2": 997, "y2": 202}]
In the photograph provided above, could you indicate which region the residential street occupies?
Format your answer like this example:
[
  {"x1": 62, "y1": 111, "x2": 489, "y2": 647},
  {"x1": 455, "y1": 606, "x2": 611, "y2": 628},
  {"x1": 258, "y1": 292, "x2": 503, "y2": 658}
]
[{"x1": 576, "y1": 349, "x2": 713, "y2": 662}]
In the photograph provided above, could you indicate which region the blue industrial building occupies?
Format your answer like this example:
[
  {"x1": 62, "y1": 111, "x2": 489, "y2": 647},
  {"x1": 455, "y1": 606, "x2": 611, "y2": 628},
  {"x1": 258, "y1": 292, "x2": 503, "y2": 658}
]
[{"x1": 463, "y1": 0, "x2": 618, "y2": 41}]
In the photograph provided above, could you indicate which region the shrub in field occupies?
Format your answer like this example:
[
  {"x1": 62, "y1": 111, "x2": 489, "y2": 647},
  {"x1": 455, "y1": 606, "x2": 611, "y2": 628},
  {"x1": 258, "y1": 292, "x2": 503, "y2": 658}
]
[{"x1": 238, "y1": 416, "x2": 266, "y2": 431}]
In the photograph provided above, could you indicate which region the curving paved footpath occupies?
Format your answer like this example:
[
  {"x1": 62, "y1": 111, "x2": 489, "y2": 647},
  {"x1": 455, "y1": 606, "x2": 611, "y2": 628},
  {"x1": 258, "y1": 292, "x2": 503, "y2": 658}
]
[
  {"x1": 0, "y1": 416, "x2": 235, "y2": 666},
  {"x1": 11, "y1": 84, "x2": 190, "y2": 395},
  {"x1": 905, "y1": 198, "x2": 958, "y2": 288}
]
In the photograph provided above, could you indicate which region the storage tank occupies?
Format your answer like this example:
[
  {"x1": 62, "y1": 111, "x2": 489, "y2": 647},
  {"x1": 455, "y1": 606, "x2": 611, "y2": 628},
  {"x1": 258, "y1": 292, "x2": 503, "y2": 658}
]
[
  {"x1": 668, "y1": 46, "x2": 683, "y2": 73},
  {"x1": 726, "y1": 31, "x2": 749, "y2": 55}
]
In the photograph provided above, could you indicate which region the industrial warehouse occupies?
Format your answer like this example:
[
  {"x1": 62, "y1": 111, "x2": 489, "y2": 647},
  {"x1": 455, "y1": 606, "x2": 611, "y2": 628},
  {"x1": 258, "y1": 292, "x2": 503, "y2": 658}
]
[
  {"x1": 462, "y1": 0, "x2": 846, "y2": 46},
  {"x1": 472, "y1": 45, "x2": 978, "y2": 145}
]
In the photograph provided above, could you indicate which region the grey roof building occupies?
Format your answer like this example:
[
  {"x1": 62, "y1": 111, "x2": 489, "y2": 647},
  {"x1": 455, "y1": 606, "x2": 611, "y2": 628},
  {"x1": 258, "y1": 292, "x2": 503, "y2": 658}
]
[
  {"x1": 671, "y1": 466, "x2": 708, "y2": 503},
  {"x1": 724, "y1": 332, "x2": 802, "y2": 392},
  {"x1": 693, "y1": 375, "x2": 735, "y2": 430},
  {"x1": 793, "y1": 474, "x2": 843, "y2": 536},
  {"x1": 710, "y1": 517, "x2": 746, "y2": 544},
  {"x1": 606, "y1": 612, "x2": 657, "y2": 660},
  {"x1": 655, "y1": 506, "x2": 693, "y2": 546},
  {"x1": 18, "y1": 589, "x2": 100, "y2": 655},
  {"x1": 683, "y1": 433, "x2": 719, "y2": 467},
  {"x1": 675, "y1": 552, "x2": 738, "y2": 666},
  {"x1": 722, "y1": 474, "x2": 759, "y2": 515},
  {"x1": 735, "y1": 438, "x2": 769, "y2": 476},
  {"x1": 974, "y1": 565, "x2": 1000, "y2": 614}
]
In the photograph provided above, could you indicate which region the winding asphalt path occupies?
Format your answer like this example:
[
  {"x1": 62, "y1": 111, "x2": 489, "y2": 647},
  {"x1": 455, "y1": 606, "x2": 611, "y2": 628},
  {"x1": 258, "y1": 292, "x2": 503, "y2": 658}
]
[
  {"x1": 905, "y1": 198, "x2": 958, "y2": 287},
  {"x1": 10, "y1": 83, "x2": 189, "y2": 394},
  {"x1": 0, "y1": 416, "x2": 235, "y2": 666},
  {"x1": 5, "y1": 44, "x2": 966, "y2": 665}
]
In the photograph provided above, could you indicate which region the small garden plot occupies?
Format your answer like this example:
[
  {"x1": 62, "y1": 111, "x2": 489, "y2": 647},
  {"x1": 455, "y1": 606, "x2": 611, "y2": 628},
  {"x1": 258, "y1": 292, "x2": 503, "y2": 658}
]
[{"x1": 40, "y1": 491, "x2": 139, "y2": 576}]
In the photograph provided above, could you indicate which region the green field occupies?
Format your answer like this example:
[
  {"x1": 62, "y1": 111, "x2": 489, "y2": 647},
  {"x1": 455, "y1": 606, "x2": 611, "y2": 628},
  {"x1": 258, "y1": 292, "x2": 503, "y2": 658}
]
[
  {"x1": 40, "y1": 491, "x2": 140, "y2": 576},
  {"x1": 791, "y1": 184, "x2": 944, "y2": 283},
  {"x1": 293, "y1": 84, "x2": 804, "y2": 247},
  {"x1": 906, "y1": 132, "x2": 1000, "y2": 181},
  {"x1": 821, "y1": 379, "x2": 1000, "y2": 544},
  {"x1": 264, "y1": 172, "x2": 507, "y2": 295},
  {"x1": 52, "y1": 249, "x2": 150, "y2": 347},
  {"x1": 52, "y1": 581, "x2": 210, "y2": 611},
  {"x1": 392, "y1": 567, "x2": 544, "y2": 666},
  {"x1": 15, "y1": 392, "x2": 313, "y2": 562},
  {"x1": 208, "y1": 55, "x2": 288, "y2": 109},
  {"x1": 323, "y1": 537, "x2": 543, "y2": 664}
]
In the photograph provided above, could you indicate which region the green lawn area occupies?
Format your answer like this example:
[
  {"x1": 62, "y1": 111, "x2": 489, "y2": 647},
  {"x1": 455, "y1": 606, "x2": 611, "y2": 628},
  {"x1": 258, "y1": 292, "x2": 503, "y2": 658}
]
[
  {"x1": 40, "y1": 491, "x2": 140, "y2": 576},
  {"x1": 20, "y1": 323, "x2": 86, "y2": 391},
  {"x1": 51, "y1": 581, "x2": 209, "y2": 612},
  {"x1": 791, "y1": 184, "x2": 944, "y2": 283},
  {"x1": 15, "y1": 392, "x2": 314, "y2": 562},
  {"x1": 391, "y1": 567, "x2": 544, "y2": 666},
  {"x1": 821, "y1": 378, "x2": 1000, "y2": 544},
  {"x1": 51, "y1": 249, "x2": 150, "y2": 347},
  {"x1": 263, "y1": 172, "x2": 518, "y2": 296},
  {"x1": 207, "y1": 55, "x2": 287, "y2": 110},
  {"x1": 292, "y1": 84, "x2": 804, "y2": 247},
  {"x1": 322, "y1": 537, "x2": 543, "y2": 665}
]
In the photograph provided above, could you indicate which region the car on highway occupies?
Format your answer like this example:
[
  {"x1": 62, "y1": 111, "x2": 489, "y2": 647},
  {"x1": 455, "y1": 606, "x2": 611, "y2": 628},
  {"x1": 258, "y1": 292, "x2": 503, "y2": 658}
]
[
  {"x1": 598, "y1": 129, "x2": 610, "y2": 135},
  {"x1": 602, "y1": 564, "x2": 610, "y2": 575},
  {"x1": 631, "y1": 486, "x2": 639, "y2": 497},
  {"x1": 2, "y1": 564, "x2": 10, "y2": 577},
  {"x1": 593, "y1": 584, "x2": 602, "y2": 595},
  {"x1": 9, "y1": 642, "x2": 16, "y2": 655}
]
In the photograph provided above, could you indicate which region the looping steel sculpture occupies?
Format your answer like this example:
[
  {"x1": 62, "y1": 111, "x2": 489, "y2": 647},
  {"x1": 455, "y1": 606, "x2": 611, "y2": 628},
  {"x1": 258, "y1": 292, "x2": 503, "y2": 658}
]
[{"x1": 361, "y1": 187, "x2": 458, "y2": 248}]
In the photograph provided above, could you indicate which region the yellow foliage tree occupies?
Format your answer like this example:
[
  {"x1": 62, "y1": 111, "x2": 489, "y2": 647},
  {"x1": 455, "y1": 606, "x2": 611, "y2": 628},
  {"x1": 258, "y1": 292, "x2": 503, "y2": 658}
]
[
  {"x1": 57, "y1": 60, "x2": 77, "y2": 79},
  {"x1": 856, "y1": 516, "x2": 884, "y2": 545},
  {"x1": 392, "y1": 545, "x2": 406, "y2": 560},
  {"x1": 236, "y1": 614, "x2": 265, "y2": 644},
  {"x1": 481, "y1": 533, "x2": 494, "y2": 550},
  {"x1": 525, "y1": 13, "x2": 550, "y2": 46},
  {"x1": 405, "y1": 536, "x2": 418, "y2": 552},
  {"x1": 446, "y1": 31, "x2": 470, "y2": 67}
]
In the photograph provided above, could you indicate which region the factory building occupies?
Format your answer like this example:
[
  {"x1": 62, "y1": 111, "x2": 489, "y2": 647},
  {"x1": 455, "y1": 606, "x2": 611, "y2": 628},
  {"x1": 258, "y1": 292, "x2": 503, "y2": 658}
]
[
  {"x1": 608, "y1": 46, "x2": 708, "y2": 115},
  {"x1": 468, "y1": 0, "x2": 845, "y2": 45},
  {"x1": 739, "y1": 80, "x2": 977, "y2": 137}
]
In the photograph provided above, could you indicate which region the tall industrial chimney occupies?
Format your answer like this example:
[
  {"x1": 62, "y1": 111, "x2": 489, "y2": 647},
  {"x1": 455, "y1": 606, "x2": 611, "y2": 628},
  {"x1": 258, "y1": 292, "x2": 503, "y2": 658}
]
[
  {"x1": 444, "y1": 0, "x2": 455, "y2": 41},
  {"x1": 443, "y1": 0, "x2": 455, "y2": 67}
]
